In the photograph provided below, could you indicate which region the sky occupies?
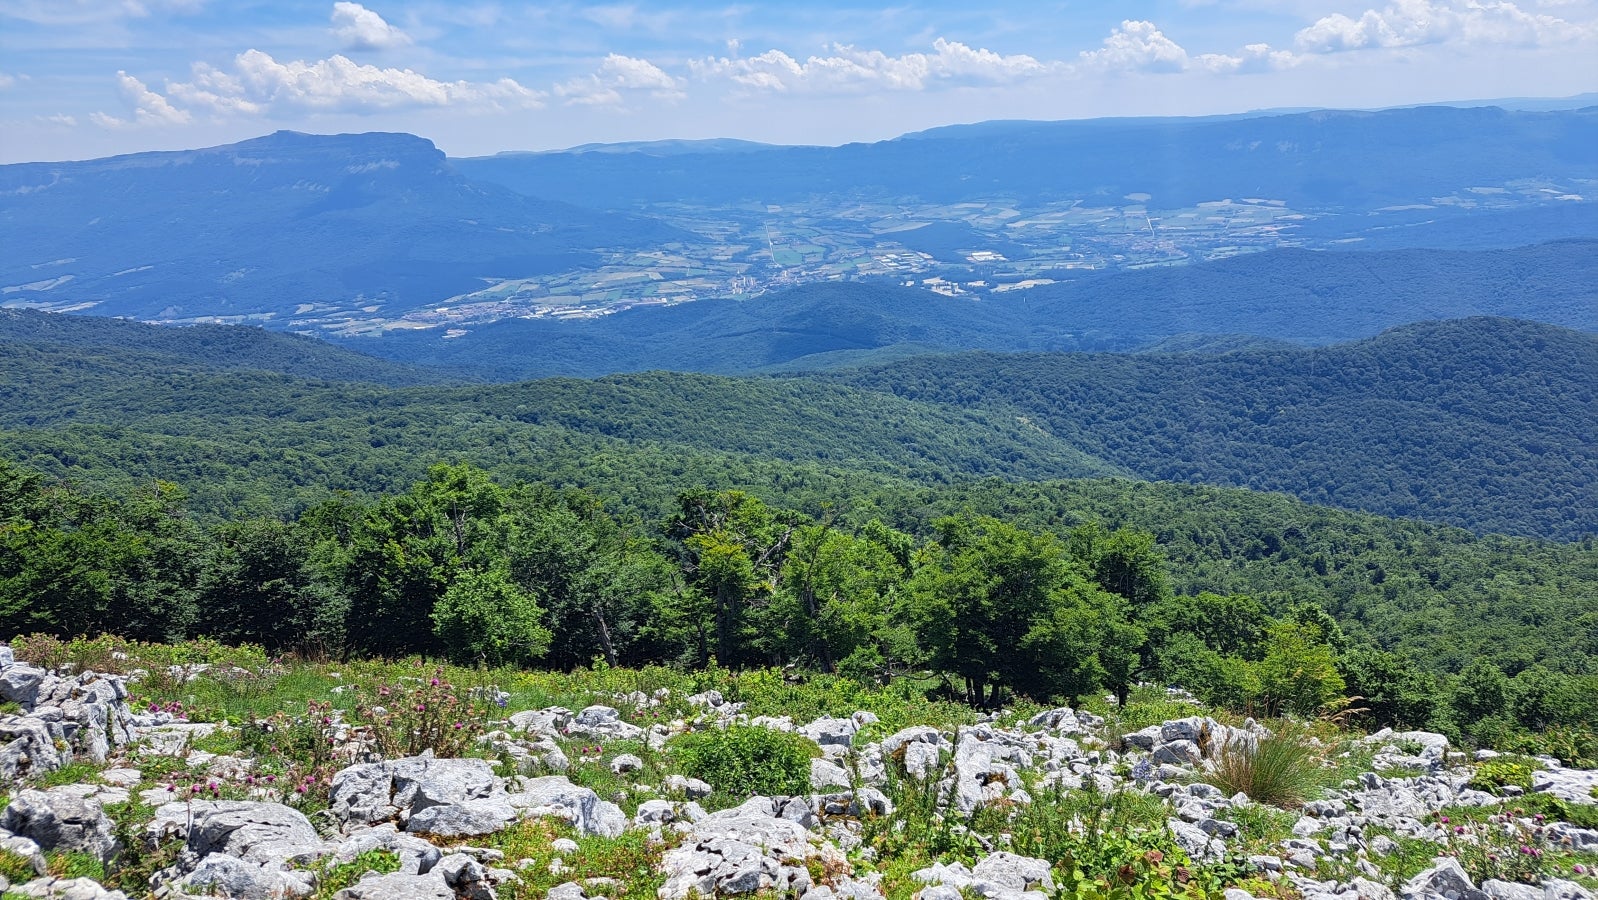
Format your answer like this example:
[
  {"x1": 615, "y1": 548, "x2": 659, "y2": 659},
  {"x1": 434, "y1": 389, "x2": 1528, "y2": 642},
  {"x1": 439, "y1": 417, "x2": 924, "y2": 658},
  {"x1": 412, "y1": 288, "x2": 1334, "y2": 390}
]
[{"x1": 1, "y1": 0, "x2": 1595, "y2": 164}]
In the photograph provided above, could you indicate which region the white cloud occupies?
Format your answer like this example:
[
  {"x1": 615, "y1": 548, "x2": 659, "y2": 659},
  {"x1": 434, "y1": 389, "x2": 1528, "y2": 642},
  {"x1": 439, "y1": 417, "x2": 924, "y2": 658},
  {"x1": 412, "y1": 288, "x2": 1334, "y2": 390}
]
[
  {"x1": 40, "y1": 113, "x2": 77, "y2": 126},
  {"x1": 691, "y1": 38, "x2": 1053, "y2": 93},
  {"x1": 1196, "y1": 42, "x2": 1301, "y2": 73},
  {"x1": 330, "y1": 1, "x2": 411, "y2": 52},
  {"x1": 96, "y1": 51, "x2": 543, "y2": 125},
  {"x1": 557, "y1": 53, "x2": 683, "y2": 107},
  {"x1": 1295, "y1": 0, "x2": 1588, "y2": 52},
  {"x1": 0, "y1": 72, "x2": 16, "y2": 89},
  {"x1": 1079, "y1": 20, "x2": 1193, "y2": 72},
  {"x1": 1080, "y1": 20, "x2": 1298, "y2": 73},
  {"x1": 90, "y1": 70, "x2": 191, "y2": 128}
]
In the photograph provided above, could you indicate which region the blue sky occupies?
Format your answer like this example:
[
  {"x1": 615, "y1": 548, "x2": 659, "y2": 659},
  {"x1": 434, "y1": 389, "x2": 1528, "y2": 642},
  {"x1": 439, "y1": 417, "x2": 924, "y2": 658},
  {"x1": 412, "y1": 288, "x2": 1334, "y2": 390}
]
[{"x1": 1, "y1": 0, "x2": 1594, "y2": 163}]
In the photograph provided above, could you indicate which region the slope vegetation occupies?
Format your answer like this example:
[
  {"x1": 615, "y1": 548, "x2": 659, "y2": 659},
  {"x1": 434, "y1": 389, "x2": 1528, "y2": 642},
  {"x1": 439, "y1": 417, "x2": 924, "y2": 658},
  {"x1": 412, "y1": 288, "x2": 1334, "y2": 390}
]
[{"x1": 830, "y1": 318, "x2": 1598, "y2": 539}]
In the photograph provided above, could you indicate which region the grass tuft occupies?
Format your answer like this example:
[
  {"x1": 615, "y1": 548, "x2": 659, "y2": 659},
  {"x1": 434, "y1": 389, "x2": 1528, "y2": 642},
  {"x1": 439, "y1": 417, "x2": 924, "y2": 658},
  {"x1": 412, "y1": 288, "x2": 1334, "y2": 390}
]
[{"x1": 1202, "y1": 722, "x2": 1333, "y2": 808}]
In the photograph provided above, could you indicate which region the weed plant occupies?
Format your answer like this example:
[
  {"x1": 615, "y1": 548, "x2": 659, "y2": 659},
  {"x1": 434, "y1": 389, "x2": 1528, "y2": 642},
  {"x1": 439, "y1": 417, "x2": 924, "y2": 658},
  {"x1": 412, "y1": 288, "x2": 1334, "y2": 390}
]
[{"x1": 1430, "y1": 807, "x2": 1598, "y2": 887}]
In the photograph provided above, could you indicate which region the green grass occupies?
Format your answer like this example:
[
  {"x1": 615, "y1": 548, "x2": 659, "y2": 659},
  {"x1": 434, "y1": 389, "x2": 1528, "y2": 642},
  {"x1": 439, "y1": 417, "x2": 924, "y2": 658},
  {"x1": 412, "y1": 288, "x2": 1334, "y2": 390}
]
[
  {"x1": 308, "y1": 850, "x2": 401, "y2": 900},
  {"x1": 474, "y1": 819, "x2": 676, "y2": 900},
  {"x1": 0, "y1": 850, "x2": 40, "y2": 886},
  {"x1": 45, "y1": 852, "x2": 104, "y2": 883},
  {"x1": 35, "y1": 761, "x2": 107, "y2": 789}
]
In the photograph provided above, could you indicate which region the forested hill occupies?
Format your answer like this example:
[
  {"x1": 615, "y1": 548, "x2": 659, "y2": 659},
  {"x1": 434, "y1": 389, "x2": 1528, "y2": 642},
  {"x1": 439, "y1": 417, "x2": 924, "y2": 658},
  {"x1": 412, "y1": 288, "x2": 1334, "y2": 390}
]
[
  {"x1": 343, "y1": 241, "x2": 1598, "y2": 378},
  {"x1": 2, "y1": 313, "x2": 1591, "y2": 539},
  {"x1": 0, "y1": 336, "x2": 1123, "y2": 519},
  {"x1": 826, "y1": 318, "x2": 1598, "y2": 540},
  {"x1": 0, "y1": 308, "x2": 456, "y2": 387}
]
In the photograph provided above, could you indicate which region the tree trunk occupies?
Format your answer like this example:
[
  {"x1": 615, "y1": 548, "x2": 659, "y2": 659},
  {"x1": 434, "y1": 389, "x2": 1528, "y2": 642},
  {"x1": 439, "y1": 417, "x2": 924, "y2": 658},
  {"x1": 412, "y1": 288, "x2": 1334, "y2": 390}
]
[{"x1": 590, "y1": 601, "x2": 617, "y2": 667}]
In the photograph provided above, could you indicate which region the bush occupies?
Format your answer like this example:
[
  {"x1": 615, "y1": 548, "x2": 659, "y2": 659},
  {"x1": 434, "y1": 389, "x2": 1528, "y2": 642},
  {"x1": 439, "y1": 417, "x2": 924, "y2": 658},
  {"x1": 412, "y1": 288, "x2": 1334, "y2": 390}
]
[
  {"x1": 1469, "y1": 759, "x2": 1535, "y2": 796},
  {"x1": 669, "y1": 726, "x2": 817, "y2": 797},
  {"x1": 1202, "y1": 723, "x2": 1332, "y2": 808}
]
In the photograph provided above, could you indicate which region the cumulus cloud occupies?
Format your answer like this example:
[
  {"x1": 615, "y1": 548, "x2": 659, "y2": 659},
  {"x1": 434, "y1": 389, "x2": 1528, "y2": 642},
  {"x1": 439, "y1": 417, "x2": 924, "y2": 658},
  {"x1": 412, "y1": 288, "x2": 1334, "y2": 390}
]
[
  {"x1": 0, "y1": 72, "x2": 16, "y2": 89},
  {"x1": 556, "y1": 53, "x2": 683, "y2": 106},
  {"x1": 1295, "y1": 0, "x2": 1588, "y2": 52},
  {"x1": 90, "y1": 71, "x2": 191, "y2": 127},
  {"x1": 93, "y1": 51, "x2": 542, "y2": 126},
  {"x1": 330, "y1": 1, "x2": 411, "y2": 52},
  {"x1": 1080, "y1": 20, "x2": 1297, "y2": 74},
  {"x1": 1079, "y1": 20, "x2": 1193, "y2": 72},
  {"x1": 690, "y1": 38, "x2": 1053, "y2": 93},
  {"x1": 1196, "y1": 42, "x2": 1301, "y2": 73}
]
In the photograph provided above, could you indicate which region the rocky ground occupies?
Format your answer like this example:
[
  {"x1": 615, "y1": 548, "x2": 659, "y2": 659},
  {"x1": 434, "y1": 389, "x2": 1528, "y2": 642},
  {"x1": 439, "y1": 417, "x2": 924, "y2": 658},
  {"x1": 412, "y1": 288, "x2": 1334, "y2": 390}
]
[{"x1": 2, "y1": 645, "x2": 1596, "y2": 900}]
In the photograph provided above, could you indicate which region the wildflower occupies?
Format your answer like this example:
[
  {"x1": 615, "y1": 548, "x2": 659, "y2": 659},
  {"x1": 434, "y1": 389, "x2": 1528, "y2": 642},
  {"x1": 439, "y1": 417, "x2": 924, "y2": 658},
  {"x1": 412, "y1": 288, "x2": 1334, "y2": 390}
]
[
  {"x1": 1440, "y1": 816, "x2": 1451, "y2": 824},
  {"x1": 1455, "y1": 826, "x2": 1466, "y2": 835},
  {"x1": 1143, "y1": 850, "x2": 1164, "y2": 866},
  {"x1": 1574, "y1": 864, "x2": 1588, "y2": 875},
  {"x1": 416, "y1": 704, "x2": 426, "y2": 712},
  {"x1": 430, "y1": 678, "x2": 440, "y2": 687}
]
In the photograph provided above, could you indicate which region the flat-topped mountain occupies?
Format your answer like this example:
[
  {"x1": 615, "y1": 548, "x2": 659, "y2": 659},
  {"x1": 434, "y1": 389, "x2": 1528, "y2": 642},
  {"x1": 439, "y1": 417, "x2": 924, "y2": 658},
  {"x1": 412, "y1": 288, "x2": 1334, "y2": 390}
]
[{"x1": 0, "y1": 131, "x2": 688, "y2": 329}]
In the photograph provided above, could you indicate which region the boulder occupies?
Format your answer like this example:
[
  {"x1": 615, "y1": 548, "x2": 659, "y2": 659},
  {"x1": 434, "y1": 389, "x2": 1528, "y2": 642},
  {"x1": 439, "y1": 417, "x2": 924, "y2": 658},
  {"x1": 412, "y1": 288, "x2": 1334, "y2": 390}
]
[
  {"x1": 179, "y1": 852, "x2": 316, "y2": 899},
  {"x1": 185, "y1": 801, "x2": 327, "y2": 866},
  {"x1": 506, "y1": 776, "x2": 625, "y2": 837},
  {"x1": 1481, "y1": 881, "x2": 1542, "y2": 900},
  {"x1": 0, "y1": 789, "x2": 118, "y2": 863},
  {"x1": 811, "y1": 758, "x2": 853, "y2": 791},
  {"x1": 0, "y1": 665, "x2": 49, "y2": 707},
  {"x1": 799, "y1": 717, "x2": 860, "y2": 749},
  {"x1": 4, "y1": 876, "x2": 129, "y2": 900},
  {"x1": 330, "y1": 755, "x2": 500, "y2": 828},
  {"x1": 662, "y1": 775, "x2": 713, "y2": 799},
  {"x1": 333, "y1": 870, "x2": 454, "y2": 900},
  {"x1": 971, "y1": 852, "x2": 1054, "y2": 894},
  {"x1": 405, "y1": 799, "x2": 520, "y2": 837},
  {"x1": 657, "y1": 797, "x2": 862, "y2": 900},
  {"x1": 0, "y1": 717, "x2": 71, "y2": 782},
  {"x1": 1402, "y1": 858, "x2": 1486, "y2": 900}
]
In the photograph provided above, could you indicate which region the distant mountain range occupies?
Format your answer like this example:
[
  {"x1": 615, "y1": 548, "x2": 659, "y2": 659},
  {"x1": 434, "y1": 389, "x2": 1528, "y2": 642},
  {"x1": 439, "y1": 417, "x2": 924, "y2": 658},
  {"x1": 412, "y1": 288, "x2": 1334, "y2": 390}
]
[
  {"x1": 457, "y1": 105, "x2": 1598, "y2": 213},
  {"x1": 3, "y1": 104, "x2": 1594, "y2": 347}
]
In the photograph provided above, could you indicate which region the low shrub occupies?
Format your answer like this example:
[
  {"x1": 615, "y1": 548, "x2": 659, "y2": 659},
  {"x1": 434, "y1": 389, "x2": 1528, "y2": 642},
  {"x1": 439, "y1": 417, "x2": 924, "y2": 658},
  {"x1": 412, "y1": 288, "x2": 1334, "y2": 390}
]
[
  {"x1": 668, "y1": 726, "x2": 817, "y2": 797},
  {"x1": 1469, "y1": 759, "x2": 1535, "y2": 796}
]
